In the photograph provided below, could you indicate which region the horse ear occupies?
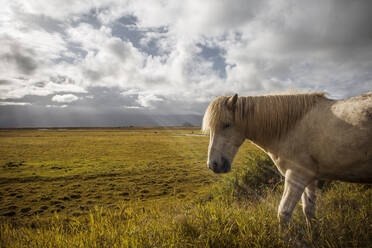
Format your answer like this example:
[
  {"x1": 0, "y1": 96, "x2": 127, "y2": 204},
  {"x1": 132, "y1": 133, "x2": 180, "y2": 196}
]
[{"x1": 227, "y1": 94, "x2": 238, "y2": 110}]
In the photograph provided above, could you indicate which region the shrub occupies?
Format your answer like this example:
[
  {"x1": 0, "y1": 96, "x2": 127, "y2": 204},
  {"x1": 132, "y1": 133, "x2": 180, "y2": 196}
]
[{"x1": 212, "y1": 155, "x2": 283, "y2": 202}]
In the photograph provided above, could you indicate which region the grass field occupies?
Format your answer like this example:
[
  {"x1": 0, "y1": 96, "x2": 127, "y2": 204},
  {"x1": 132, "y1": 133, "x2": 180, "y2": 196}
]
[
  {"x1": 0, "y1": 128, "x2": 371, "y2": 247},
  {"x1": 0, "y1": 128, "x2": 220, "y2": 219}
]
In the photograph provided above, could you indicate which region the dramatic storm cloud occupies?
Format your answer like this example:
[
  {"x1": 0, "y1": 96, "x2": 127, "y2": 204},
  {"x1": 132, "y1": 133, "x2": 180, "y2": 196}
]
[{"x1": 0, "y1": 0, "x2": 371, "y2": 127}]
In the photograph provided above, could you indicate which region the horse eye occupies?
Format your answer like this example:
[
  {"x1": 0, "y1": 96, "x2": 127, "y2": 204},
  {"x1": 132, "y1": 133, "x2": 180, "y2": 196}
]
[{"x1": 222, "y1": 123, "x2": 231, "y2": 129}]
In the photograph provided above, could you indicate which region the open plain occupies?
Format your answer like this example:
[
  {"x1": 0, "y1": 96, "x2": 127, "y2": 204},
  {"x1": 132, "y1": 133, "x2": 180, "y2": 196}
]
[{"x1": 0, "y1": 128, "x2": 370, "y2": 247}]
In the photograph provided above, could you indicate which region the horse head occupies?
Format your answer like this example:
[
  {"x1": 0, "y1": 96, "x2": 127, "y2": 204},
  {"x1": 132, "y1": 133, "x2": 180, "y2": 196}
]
[{"x1": 202, "y1": 94, "x2": 245, "y2": 173}]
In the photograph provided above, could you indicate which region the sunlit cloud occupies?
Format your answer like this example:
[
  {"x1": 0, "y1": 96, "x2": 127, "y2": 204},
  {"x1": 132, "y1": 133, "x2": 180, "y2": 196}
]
[
  {"x1": 46, "y1": 104, "x2": 68, "y2": 108},
  {"x1": 0, "y1": 101, "x2": 31, "y2": 106},
  {"x1": 123, "y1": 105, "x2": 142, "y2": 109},
  {"x1": 51, "y1": 94, "x2": 79, "y2": 103}
]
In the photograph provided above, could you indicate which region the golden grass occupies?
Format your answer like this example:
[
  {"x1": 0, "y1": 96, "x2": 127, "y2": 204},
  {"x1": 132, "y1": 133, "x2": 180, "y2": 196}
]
[
  {"x1": 1, "y1": 183, "x2": 370, "y2": 248},
  {"x1": 0, "y1": 128, "x2": 371, "y2": 247},
  {"x1": 0, "y1": 128, "x2": 261, "y2": 220}
]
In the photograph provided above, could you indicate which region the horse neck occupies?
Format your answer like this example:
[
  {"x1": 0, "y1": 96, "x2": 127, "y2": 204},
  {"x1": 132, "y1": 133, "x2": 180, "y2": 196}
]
[{"x1": 238, "y1": 95, "x2": 321, "y2": 148}]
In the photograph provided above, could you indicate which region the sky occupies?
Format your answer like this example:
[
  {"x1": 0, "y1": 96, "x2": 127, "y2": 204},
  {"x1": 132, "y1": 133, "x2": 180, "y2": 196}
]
[{"x1": 1, "y1": 0, "x2": 372, "y2": 127}]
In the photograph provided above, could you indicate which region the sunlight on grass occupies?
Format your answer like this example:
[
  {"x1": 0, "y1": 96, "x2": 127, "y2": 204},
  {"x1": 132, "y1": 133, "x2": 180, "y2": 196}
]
[{"x1": 0, "y1": 128, "x2": 371, "y2": 247}]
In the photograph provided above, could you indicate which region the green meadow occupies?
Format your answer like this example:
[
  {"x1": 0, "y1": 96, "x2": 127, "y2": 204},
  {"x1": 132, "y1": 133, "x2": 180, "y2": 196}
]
[{"x1": 0, "y1": 128, "x2": 371, "y2": 247}]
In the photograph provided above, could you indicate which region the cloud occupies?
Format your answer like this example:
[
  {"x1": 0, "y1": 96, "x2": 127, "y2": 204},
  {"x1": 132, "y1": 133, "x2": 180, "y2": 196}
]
[
  {"x1": 121, "y1": 90, "x2": 164, "y2": 109},
  {"x1": 3, "y1": 44, "x2": 38, "y2": 75},
  {"x1": 0, "y1": 36, "x2": 38, "y2": 76},
  {"x1": 123, "y1": 105, "x2": 142, "y2": 109},
  {"x1": 5, "y1": 0, "x2": 95, "y2": 20},
  {"x1": 0, "y1": 78, "x2": 87, "y2": 100},
  {"x1": 52, "y1": 94, "x2": 79, "y2": 103},
  {"x1": 46, "y1": 104, "x2": 68, "y2": 108},
  {"x1": 1, "y1": 0, "x2": 372, "y2": 126},
  {"x1": 66, "y1": 23, "x2": 112, "y2": 51},
  {"x1": 0, "y1": 101, "x2": 31, "y2": 106},
  {"x1": 136, "y1": 93, "x2": 163, "y2": 108}
]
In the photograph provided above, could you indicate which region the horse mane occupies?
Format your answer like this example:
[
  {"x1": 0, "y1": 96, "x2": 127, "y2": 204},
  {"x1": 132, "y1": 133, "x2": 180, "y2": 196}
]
[{"x1": 202, "y1": 92, "x2": 327, "y2": 142}]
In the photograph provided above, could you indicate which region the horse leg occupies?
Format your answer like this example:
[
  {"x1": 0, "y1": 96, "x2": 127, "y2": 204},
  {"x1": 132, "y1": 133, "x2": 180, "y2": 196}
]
[
  {"x1": 301, "y1": 180, "x2": 317, "y2": 226},
  {"x1": 278, "y1": 170, "x2": 309, "y2": 226}
]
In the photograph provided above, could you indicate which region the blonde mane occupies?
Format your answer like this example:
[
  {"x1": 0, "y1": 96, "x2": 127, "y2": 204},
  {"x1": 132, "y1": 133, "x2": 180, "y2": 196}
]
[{"x1": 202, "y1": 92, "x2": 327, "y2": 141}]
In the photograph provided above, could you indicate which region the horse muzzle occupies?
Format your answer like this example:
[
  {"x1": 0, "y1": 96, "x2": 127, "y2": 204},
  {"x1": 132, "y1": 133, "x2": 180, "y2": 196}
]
[{"x1": 208, "y1": 156, "x2": 231, "y2": 173}]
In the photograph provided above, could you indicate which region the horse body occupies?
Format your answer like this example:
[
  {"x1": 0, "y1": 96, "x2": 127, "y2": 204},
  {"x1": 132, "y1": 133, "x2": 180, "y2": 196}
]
[
  {"x1": 268, "y1": 92, "x2": 372, "y2": 183},
  {"x1": 203, "y1": 92, "x2": 372, "y2": 225}
]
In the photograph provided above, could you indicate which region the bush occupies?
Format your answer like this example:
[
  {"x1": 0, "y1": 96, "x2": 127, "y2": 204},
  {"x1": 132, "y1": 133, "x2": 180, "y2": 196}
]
[{"x1": 212, "y1": 155, "x2": 283, "y2": 202}]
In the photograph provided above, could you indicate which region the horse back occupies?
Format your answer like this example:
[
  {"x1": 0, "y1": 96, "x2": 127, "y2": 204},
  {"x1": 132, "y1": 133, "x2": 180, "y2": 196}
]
[
  {"x1": 331, "y1": 92, "x2": 372, "y2": 128},
  {"x1": 281, "y1": 92, "x2": 372, "y2": 182}
]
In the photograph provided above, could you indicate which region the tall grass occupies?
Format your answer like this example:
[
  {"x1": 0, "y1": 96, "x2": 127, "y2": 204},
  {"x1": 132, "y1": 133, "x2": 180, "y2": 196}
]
[
  {"x1": 1, "y1": 159, "x2": 371, "y2": 248},
  {"x1": 210, "y1": 154, "x2": 283, "y2": 203}
]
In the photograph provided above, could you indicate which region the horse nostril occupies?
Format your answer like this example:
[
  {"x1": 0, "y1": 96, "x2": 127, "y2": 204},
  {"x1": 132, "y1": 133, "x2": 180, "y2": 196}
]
[
  {"x1": 221, "y1": 156, "x2": 231, "y2": 172},
  {"x1": 212, "y1": 161, "x2": 218, "y2": 169}
]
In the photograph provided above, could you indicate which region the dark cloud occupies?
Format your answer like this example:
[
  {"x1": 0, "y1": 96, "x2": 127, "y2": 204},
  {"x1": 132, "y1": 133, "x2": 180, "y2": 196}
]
[
  {"x1": 265, "y1": 0, "x2": 372, "y2": 58},
  {"x1": 83, "y1": 69, "x2": 102, "y2": 82},
  {"x1": 208, "y1": 0, "x2": 265, "y2": 28},
  {"x1": 86, "y1": 87, "x2": 136, "y2": 108},
  {"x1": 15, "y1": 12, "x2": 65, "y2": 34},
  {"x1": 0, "y1": 102, "x2": 203, "y2": 128},
  {"x1": 4, "y1": 43, "x2": 38, "y2": 75},
  {"x1": 107, "y1": 38, "x2": 131, "y2": 61},
  {"x1": 0, "y1": 80, "x2": 12, "y2": 85},
  {"x1": 0, "y1": 85, "x2": 206, "y2": 127},
  {"x1": 12, "y1": 53, "x2": 37, "y2": 75},
  {"x1": 329, "y1": 0, "x2": 372, "y2": 45}
]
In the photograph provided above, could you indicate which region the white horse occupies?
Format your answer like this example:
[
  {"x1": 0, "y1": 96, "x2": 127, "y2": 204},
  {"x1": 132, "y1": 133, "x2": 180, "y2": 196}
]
[{"x1": 202, "y1": 92, "x2": 372, "y2": 225}]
